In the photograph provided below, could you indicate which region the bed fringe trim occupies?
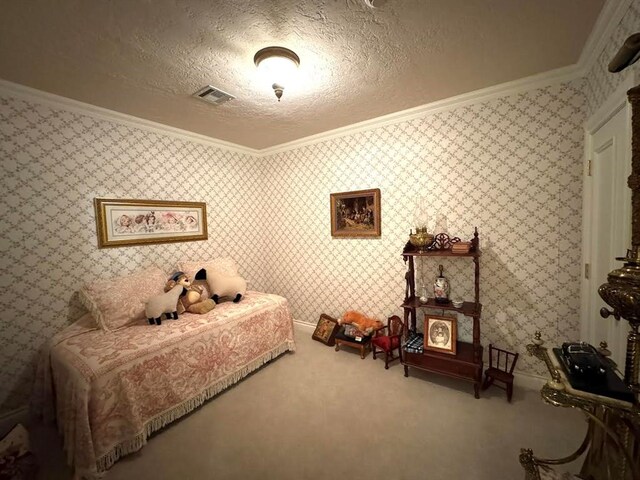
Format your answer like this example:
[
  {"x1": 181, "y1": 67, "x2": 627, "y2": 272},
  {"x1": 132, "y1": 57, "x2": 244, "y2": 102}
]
[{"x1": 94, "y1": 340, "x2": 295, "y2": 473}]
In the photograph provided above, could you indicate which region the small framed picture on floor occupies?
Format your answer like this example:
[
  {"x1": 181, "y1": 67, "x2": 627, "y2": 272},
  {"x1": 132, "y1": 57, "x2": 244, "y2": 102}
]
[
  {"x1": 424, "y1": 314, "x2": 457, "y2": 355},
  {"x1": 312, "y1": 314, "x2": 340, "y2": 346}
]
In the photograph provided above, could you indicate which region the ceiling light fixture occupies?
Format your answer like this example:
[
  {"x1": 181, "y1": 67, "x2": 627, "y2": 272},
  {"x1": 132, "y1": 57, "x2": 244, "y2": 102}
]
[{"x1": 254, "y1": 46, "x2": 300, "y2": 101}]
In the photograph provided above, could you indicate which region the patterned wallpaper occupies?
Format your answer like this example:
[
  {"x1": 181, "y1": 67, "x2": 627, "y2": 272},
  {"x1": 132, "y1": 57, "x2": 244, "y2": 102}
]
[
  {"x1": 584, "y1": 0, "x2": 640, "y2": 116},
  {"x1": 0, "y1": 95, "x2": 269, "y2": 414},
  {"x1": 1, "y1": 6, "x2": 635, "y2": 413},
  {"x1": 263, "y1": 80, "x2": 586, "y2": 377}
]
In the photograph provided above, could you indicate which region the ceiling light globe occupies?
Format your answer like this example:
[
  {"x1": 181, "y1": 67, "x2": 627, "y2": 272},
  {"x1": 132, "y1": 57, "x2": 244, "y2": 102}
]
[{"x1": 254, "y1": 47, "x2": 300, "y2": 101}]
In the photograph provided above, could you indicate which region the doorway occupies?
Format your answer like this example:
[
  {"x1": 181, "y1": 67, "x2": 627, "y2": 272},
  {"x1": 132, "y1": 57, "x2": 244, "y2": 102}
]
[{"x1": 581, "y1": 83, "x2": 632, "y2": 370}]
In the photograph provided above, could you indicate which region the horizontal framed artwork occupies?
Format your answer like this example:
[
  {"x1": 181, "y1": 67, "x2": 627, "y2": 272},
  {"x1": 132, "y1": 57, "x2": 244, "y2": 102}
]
[
  {"x1": 424, "y1": 314, "x2": 457, "y2": 355},
  {"x1": 330, "y1": 188, "x2": 381, "y2": 238},
  {"x1": 94, "y1": 198, "x2": 208, "y2": 248}
]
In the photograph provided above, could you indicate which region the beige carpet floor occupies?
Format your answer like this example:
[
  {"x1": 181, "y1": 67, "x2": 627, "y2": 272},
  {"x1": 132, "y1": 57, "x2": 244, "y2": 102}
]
[{"x1": 31, "y1": 324, "x2": 585, "y2": 480}]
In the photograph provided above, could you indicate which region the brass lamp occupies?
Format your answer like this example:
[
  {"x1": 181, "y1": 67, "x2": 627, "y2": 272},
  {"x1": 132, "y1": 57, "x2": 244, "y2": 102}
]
[{"x1": 409, "y1": 227, "x2": 434, "y2": 251}]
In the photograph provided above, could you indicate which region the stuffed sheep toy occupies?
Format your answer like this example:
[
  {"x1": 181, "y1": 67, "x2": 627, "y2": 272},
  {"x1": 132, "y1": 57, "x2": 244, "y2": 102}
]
[
  {"x1": 145, "y1": 272, "x2": 191, "y2": 325},
  {"x1": 195, "y1": 268, "x2": 246, "y2": 304}
]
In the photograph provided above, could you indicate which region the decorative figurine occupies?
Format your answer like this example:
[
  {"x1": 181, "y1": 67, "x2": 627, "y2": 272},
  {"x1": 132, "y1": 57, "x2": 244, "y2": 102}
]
[
  {"x1": 434, "y1": 264, "x2": 450, "y2": 304},
  {"x1": 419, "y1": 284, "x2": 429, "y2": 304}
]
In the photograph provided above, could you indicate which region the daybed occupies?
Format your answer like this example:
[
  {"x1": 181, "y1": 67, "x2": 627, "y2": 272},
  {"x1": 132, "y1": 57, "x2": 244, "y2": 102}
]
[{"x1": 33, "y1": 263, "x2": 296, "y2": 479}]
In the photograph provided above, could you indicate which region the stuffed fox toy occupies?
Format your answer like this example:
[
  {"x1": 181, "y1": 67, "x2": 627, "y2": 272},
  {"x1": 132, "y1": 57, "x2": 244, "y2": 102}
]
[{"x1": 339, "y1": 310, "x2": 383, "y2": 335}]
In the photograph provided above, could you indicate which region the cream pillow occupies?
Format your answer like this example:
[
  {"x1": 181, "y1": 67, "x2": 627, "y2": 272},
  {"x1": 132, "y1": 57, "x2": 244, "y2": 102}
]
[
  {"x1": 178, "y1": 258, "x2": 240, "y2": 299},
  {"x1": 79, "y1": 267, "x2": 167, "y2": 331},
  {"x1": 179, "y1": 257, "x2": 238, "y2": 277}
]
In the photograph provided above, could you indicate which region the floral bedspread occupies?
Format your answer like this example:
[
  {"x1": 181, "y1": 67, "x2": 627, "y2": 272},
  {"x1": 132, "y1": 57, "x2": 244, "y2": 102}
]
[{"x1": 33, "y1": 291, "x2": 296, "y2": 479}]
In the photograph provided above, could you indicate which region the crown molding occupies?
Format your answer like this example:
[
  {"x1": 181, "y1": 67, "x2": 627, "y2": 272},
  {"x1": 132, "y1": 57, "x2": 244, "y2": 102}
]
[
  {"x1": 577, "y1": 0, "x2": 634, "y2": 77},
  {"x1": 1, "y1": 0, "x2": 630, "y2": 158},
  {"x1": 259, "y1": 63, "x2": 583, "y2": 156},
  {"x1": 584, "y1": 70, "x2": 636, "y2": 134},
  {"x1": 0, "y1": 79, "x2": 260, "y2": 157},
  {"x1": 0, "y1": 62, "x2": 587, "y2": 160},
  {"x1": 293, "y1": 319, "x2": 315, "y2": 331},
  {"x1": 258, "y1": 0, "x2": 631, "y2": 157}
]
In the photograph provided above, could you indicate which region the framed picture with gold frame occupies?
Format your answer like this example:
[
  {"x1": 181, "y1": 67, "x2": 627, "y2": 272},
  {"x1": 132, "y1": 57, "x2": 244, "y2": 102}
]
[
  {"x1": 424, "y1": 314, "x2": 457, "y2": 355},
  {"x1": 94, "y1": 198, "x2": 207, "y2": 248},
  {"x1": 312, "y1": 313, "x2": 340, "y2": 346},
  {"x1": 330, "y1": 188, "x2": 381, "y2": 238}
]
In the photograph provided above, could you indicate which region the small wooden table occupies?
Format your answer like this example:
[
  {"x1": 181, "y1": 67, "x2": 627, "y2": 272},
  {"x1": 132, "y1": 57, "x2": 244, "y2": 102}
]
[{"x1": 334, "y1": 330, "x2": 373, "y2": 359}]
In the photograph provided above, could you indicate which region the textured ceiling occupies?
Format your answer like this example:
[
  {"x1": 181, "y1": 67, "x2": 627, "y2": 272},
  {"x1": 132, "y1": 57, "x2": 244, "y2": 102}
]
[{"x1": 0, "y1": 0, "x2": 604, "y2": 150}]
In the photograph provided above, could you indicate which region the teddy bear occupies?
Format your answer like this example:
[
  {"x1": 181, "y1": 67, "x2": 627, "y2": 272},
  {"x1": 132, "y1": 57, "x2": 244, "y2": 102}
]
[
  {"x1": 165, "y1": 272, "x2": 216, "y2": 315},
  {"x1": 338, "y1": 310, "x2": 384, "y2": 335}
]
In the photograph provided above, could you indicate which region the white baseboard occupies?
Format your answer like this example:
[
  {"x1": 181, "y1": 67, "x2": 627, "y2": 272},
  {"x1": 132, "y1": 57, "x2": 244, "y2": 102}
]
[
  {"x1": 0, "y1": 406, "x2": 29, "y2": 436},
  {"x1": 0, "y1": 338, "x2": 573, "y2": 442},
  {"x1": 294, "y1": 318, "x2": 548, "y2": 391},
  {"x1": 293, "y1": 319, "x2": 315, "y2": 332},
  {"x1": 513, "y1": 371, "x2": 547, "y2": 391}
]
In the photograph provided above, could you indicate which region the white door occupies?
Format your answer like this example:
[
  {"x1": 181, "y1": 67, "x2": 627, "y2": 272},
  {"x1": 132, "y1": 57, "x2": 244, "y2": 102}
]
[{"x1": 583, "y1": 103, "x2": 631, "y2": 370}]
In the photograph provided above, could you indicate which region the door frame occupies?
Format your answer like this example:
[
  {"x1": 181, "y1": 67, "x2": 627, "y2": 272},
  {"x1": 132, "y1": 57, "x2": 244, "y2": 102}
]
[{"x1": 580, "y1": 72, "x2": 636, "y2": 343}]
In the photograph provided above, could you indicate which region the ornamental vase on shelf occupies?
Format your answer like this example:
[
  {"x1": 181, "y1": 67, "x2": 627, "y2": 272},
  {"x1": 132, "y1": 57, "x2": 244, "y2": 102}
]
[{"x1": 434, "y1": 264, "x2": 450, "y2": 304}]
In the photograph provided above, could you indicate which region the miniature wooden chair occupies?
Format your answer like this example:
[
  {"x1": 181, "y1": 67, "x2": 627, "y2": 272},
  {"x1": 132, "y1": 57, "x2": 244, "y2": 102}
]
[
  {"x1": 371, "y1": 315, "x2": 404, "y2": 369},
  {"x1": 482, "y1": 344, "x2": 519, "y2": 402}
]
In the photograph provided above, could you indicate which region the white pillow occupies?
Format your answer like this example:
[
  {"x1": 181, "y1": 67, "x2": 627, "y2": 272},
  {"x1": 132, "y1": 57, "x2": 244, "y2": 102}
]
[
  {"x1": 178, "y1": 258, "x2": 240, "y2": 299},
  {"x1": 79, "y1": 267, "x2": 166, "y2": 331},
  {"x1": 179, "y1": 257, "x2": 238, "y2": 278}
]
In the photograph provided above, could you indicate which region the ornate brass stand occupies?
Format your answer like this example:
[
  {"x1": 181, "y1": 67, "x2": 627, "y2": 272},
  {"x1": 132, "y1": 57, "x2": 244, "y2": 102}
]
[{"x1": 520, "y1": 336, "x2": 640, "y2": 480}]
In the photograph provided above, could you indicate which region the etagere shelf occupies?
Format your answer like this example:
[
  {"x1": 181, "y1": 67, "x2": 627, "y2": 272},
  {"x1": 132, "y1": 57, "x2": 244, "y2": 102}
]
[{"x1": 401, "y1": 227, "x2": 483, "y2": 398}]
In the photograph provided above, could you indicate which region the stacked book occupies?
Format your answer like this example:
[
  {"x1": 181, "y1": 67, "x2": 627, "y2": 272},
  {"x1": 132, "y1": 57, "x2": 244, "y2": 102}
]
[
  {"x1": 451, "y1": 241, "x2": 471, "y2": 254},
  {"x1": 403, "y1": 332, "x2": 424, "y2": 354}
]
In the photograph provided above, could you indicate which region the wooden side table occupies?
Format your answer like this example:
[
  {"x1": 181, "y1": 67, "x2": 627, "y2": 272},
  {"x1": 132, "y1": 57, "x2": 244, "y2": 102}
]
[{"x1": 334, "y1": 329, "x2": 372, "y2": 359}]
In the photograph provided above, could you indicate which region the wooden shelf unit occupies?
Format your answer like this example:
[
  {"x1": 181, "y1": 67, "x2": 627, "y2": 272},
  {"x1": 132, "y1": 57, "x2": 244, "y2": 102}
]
[{"x1": 401, "y1": 228, "x2": 483, "y2": 398}]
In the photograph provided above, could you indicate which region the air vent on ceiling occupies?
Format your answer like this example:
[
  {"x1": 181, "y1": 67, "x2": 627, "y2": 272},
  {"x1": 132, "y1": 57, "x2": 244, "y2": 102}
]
[{"x1": 192, "y1": 85, "x2": 235, "y2": 105}]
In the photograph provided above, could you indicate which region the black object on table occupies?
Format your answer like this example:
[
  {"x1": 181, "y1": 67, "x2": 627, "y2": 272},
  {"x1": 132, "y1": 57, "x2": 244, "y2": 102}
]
[{"x1": 553, "y1": 347, "x2": 635, "y2": 403}]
